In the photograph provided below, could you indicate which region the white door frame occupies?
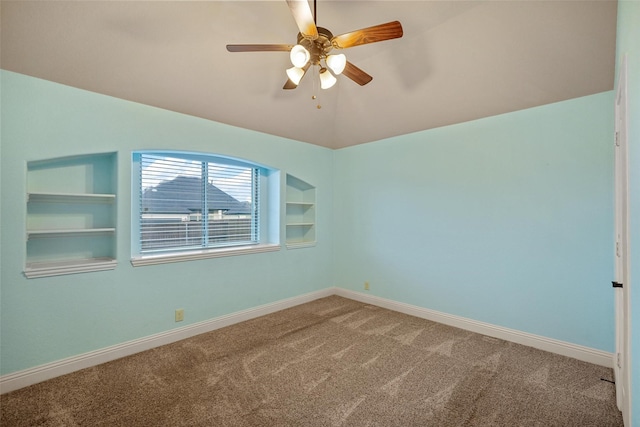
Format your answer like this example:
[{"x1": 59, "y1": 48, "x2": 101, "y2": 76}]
[{"x1": 614, "y1": 53, "x2": 631, "y2": 427}]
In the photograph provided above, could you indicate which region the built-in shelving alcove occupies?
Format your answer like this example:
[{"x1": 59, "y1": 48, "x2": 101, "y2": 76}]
[{"x1": 25, "y1": 153, "x2": 117, "y2": 278}]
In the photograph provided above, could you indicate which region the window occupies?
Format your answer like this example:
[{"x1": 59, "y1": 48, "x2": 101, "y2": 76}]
[{"x1": 131, "y1": 151, "x2": 279, "y2": 266}]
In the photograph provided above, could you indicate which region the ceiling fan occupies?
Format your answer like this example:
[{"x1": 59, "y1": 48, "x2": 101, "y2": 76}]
[{"x1": 226, "y1": 0, "x2": 403, "y2": 90}]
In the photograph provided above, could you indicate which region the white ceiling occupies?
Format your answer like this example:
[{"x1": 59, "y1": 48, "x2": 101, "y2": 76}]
[{"x1": 1, "y1": 0, "x2": 618, "y2": 149}]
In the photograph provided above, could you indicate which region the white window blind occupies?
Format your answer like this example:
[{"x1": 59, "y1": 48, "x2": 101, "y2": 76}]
[{"x1": 139, "y1": 153, "x2": 259, "y2": 253}]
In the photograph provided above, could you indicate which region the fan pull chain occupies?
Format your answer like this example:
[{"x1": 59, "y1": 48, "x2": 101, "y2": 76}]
[
  {"x1": 312, "y1": 65, "x2": 321, "y2": 109},
  {"x1": 313, "y1": 94, "x2": 322, "y2": 109}
]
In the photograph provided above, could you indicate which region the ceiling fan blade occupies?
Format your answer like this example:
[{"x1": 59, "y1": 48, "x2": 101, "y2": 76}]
[
  {"x1": 283, "y1": 79, "x2": 298, "y2": 90},
  {"x1": 342, "y1": 61, "x2": 373, "y2": 86},
  {"x1": 226, "y1": 44, "x2": 293, "y2": 52},
  {"x1": 331, "y1": 21, "x2": 403, "y2": 49},
  {"x1": 286, "y1": 0, "x2": 318, "y2": 40}
]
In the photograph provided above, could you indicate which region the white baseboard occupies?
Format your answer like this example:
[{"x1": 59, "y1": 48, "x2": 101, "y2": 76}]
[
  {"x1": 1, "y1": 287, "x2": 614, "y2": 394},
  {"x1": 334, "y1": 288, "x2": 614, "y2": 368},
  {"x1": 0, "y1": 288, "x2": 333, "y2": 394}
]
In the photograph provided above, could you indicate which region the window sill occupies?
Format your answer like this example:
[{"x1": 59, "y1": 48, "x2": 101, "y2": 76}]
[{"x1": 130, "y1": 244, "x2": 280, "y2": 267}]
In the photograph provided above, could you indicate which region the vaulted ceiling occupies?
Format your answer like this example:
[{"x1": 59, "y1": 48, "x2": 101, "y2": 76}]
[{"x1": 1, "y1": 1, "x2": 618, "y2": 149}]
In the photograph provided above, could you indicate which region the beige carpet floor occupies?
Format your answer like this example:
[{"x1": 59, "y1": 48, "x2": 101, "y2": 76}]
[{"x1": 1, "y1": 295, "x2": 623, "y2": 426}]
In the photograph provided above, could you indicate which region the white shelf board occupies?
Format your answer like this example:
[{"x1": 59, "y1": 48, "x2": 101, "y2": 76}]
[
  {"x1": 24, "y1": 257, "x2": 117, "y2": 278},
  {"x1": 28, "y1": 192, "x2": 116, "y2": 203},
  {"x1": 285, "y1": 241, "x2": 317, "y2": 249},
  {"x1": 27, "y1": 228, "x2": 116, "y2": 239},
  {"x1": 286, "y1": 201, "x2": 315, "y2": 206}
]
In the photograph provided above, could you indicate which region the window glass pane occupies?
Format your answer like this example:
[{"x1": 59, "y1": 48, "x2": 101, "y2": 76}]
[
  {"x1": 139, "y1": 153, "x2": 259, "y2": 254},
  {"x1": 206, "y1": 162, "x2": 255, "y2": 246},
  {"x1": 140, "y1": 155, "x2": 204, "y2": 251}
]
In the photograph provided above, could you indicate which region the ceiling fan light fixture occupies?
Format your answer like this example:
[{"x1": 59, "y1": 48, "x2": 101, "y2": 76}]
[
  {"x1": 326, "y1": 54, "x2": 346, "y2": 75},
  {"x1": 286, "y1": 66, "x2": 305, "y2": 85},
  {"x1": 290, "y1": 44, "x2": 310, "y2": 68},
  {"x1": 227, "y1": 1, "x2": 403, "y2": 92},
  {"x1": 319, "y1": 67, "x2": 337, "y2": 89}
]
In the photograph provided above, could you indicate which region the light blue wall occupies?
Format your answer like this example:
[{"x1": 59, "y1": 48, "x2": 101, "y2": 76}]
[
  {"x1": 0, "y1": 67, "x2": 618, "y2": 388},
  {"x1": 616, "y1": 2, "x2": 640, "y2": 425},
  {"x1": 334, "y1": 92, "x2": 615, "y2": 352},
  {"x1": 0, "y1": 71, "x2": 334, "y2": 375}
]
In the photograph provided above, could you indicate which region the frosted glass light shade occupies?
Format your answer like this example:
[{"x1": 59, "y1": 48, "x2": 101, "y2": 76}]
[
  {"x1": 319, "y1": 68, "x2": 337, "y2": 89},
  {"x1": 326, "y1": 54, "x2": 346, "y2": 75},
  {"x1": 290, "y1": 45, "x2": 310, "y2": 68},
  {"x1": 286, "y1": 67, "x2": 305, "y2": 85}
]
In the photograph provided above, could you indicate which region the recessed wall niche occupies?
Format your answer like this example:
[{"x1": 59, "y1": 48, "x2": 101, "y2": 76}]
[
  {"x1": 25, "y1": 153, "x2": 117, "y2": 278},
  {"x1": 285, "y1": 174, "x2": 316, "y2": 248}
]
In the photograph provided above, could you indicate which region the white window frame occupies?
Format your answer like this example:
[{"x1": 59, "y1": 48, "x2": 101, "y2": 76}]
[{"x1": 131, "y1": 151, "x2": 280, "y2": 267}]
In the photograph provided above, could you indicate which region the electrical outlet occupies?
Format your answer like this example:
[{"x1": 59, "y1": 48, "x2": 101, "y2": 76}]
[
  {"x1": 175, "y1": 308, "x2": 184, "y2": 322},
  {"x1": 364, "y1": 281, "x2": 370, "y2": 291}
]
